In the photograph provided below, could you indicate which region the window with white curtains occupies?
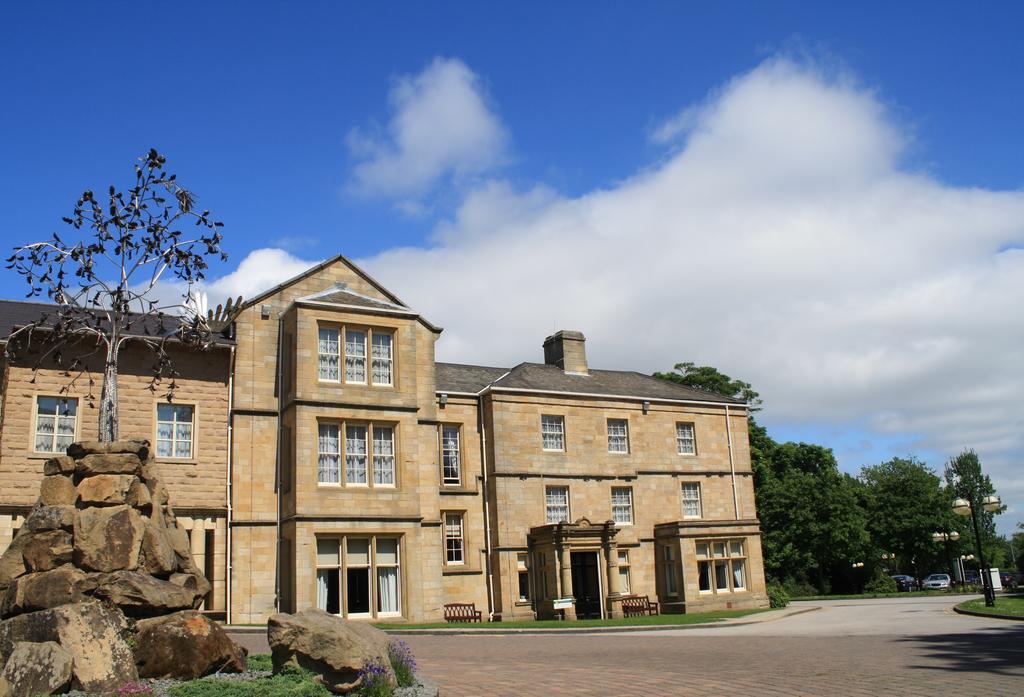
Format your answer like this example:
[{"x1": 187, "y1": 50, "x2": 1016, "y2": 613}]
[
  {"x1": 372, "y1": 426, "x2": 395, "y2": 486},
  {"x1": 607, "y1": 419, "x2": 629, "y2": 453},
  {"x1": 156, "y1": 404, "x2": 194, "y2": 459},
  {"x1": 345, "y1": 425, "x2": 368, "y2": 485},
  {"x1": 317, "y1": 424, "x2": 341, "y2": 484},
  {"x1": 676, "y1": 422, "x2": 697, "y2": 455},
  {"x1": 371, "y1": 333, "x2": 393, "y2": 386},
  {"x1": 376, "y1": 538, "x2": 400, "y2": 616},
  {"x1": 345, "y1": 329, "x2": 367, "y2": 383},
  {"x1": 318, "y1": 328, "x2": 340, "y2": 381},
  {"x1": 34, "y1": 396, "x2": 78, "y2": 453},
  {"x1": 316, "y1": 535, "x2": 402, "y2": 618},
  {"x1": 682, "y1": 482, "x2": 702, "y2": 519},
  {"x1": 444, "y1": 512, "x2": 464, "y2": 565}
]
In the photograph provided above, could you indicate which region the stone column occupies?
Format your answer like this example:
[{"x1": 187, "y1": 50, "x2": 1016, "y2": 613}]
[
  {"x1": 190, "y1": 518, "x2": 207, "y2": 578},
  {"x1": 604, "y1": 538, "x2": 624, "y2": 618},
  {"x1": 556, "y1": 536, "x2": 576, "y2": 620}
]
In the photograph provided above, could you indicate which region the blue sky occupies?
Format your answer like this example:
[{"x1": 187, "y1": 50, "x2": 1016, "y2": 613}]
[{"x1": 1, "y1": 2, "x2": 1022, "y2": 532}]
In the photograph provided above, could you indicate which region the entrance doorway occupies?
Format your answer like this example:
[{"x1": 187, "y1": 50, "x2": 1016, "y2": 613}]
[{"x1": 570, "y1": 551, "x2": 602, "y2": 619}]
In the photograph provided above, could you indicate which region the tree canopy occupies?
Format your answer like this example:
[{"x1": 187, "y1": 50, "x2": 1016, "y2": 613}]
[{"x1": 653, "y1": 362, "x2": 762, "y2": 410}]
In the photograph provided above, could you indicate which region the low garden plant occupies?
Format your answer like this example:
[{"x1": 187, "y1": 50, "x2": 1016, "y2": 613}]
[
  {"x1": 767, "y1": 582, "x2": 790, "y2": 608},
  {"x1": 388, "y1": 641, "x2": 418, "y2": 688}
]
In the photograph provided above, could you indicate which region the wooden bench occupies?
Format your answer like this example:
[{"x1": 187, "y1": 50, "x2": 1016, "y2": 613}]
[
  {"x1": 444, "y1": 602, "x2": 483, "y2": 623},
  {"x1": 621, "y1": 595, "x2": 659, "y2": 617}
]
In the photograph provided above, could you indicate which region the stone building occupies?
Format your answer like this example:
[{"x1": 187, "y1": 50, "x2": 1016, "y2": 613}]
[{"x1": 0, "y1": 254, "x2": 768, "y2": 623}]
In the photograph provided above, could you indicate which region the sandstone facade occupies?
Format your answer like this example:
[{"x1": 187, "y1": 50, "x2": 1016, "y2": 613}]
[{"x1": 0, "y1": 253, "x2": 768, "y2": 624}]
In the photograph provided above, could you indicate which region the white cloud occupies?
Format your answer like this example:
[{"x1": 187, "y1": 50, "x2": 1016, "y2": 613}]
[
  {"x1": 347, "y1": 57, "x2": 508, "y2": 203},
  {"x1": 209, "y1": 57, "x2": 1024, "y2": 531}
]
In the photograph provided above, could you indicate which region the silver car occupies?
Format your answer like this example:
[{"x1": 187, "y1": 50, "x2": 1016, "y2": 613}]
[{"x1": 922, "y1": 573, "x2": 951, "y2": 590}]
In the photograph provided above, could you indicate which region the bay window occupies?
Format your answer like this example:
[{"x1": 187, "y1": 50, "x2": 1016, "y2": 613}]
[
  {"x1": 318, "y1": 324, "x2": 395, "y2": 387},
  {"x1": 696, "y1": 539, "x2": 747, "y2": 594}
]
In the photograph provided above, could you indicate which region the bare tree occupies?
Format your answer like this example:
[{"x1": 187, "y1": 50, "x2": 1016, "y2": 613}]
[{"x1": 5, "y1": 149, "x2": 228, "y2": 442}]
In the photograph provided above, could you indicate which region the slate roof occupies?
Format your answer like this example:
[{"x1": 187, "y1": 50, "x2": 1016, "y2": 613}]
[
  {"x1": 435, "y1": 360, "x2": 745, "y2": 404},
  {"x1": 435, "y1": 362, "x2": 509, "y2": 393},
  {"x1": 0, "y1": 299, "x2": 234, "y2": 345}
]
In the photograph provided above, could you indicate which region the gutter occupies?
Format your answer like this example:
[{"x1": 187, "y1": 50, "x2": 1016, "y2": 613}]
[
  {"x1": 274, "y1": 311, "x2": 285, "y2": 612},
  {"x1": 437, "y1": 385, "x2": 745, "y2": 410}
]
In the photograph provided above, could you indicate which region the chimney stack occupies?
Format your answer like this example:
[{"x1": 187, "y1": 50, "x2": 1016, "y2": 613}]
[{"x1": 543, "y1": 330, "x2": 588, "y2": 375}]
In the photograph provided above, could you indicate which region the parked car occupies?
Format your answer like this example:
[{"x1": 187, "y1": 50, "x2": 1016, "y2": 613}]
[
  {"x1": 922, "y1": 573, "x2": 952, "y2": 590},
  {"x1": 891, "y1": 575, "x2": 919, "y2": 592},
  {"x1": 964, "y1": 571, "x2": 981, "y2": 585},
  {"x1": 999, "y1": 571, "x2": 1019, "y2": 590}
]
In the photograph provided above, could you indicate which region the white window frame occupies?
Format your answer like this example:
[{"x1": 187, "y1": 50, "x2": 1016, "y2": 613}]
[
  {"x1": 682, "y1": 482, "x2": 702, "y2": 519},
  {"x1": 318, "y1": 327, "x2": 340, "y2": 382},
  {"x1": 545, "y1": 485, "x2": 570, "y2": 524},
  {"x1": 375, "y1": 537, "x2": 401, "y2": 617},
  {"x1": 317, "y1": 423, "x2": 341, "y2": 484},
  {"x1": 345, "y1": 329, "x2": 367, "y2": 384},
  {"x1": 443, "y1": 512, "x2": 465, "y2": 566},
  {"x1": 155, "y1": 403, "x2": 195, "y2": 460},
  {"x1": 696, "y1": 539, "x2": 747, "y2": 595},
  {"x1": 371, "y1": 332, "x2": 393, "y2": 386},
  {"x1": 541, "y1": 415, "x2": 565, "y2": 452},
  {"x1": 516, "y1": 553, "x2": 531, "y2": 602},
  {"x1": 611, "y1": 487, "x2": 633, "y2": 525},
  {"x1": 676, "y1": 422, "x2": 697, "y2": 455},
  {"x1": 441, "y1": 425, "x2": 461, "y2": 486},
  {"x1": 607, "y1": 418, "x2": 629, "y2": 453},
  {"x1": 345, "y1": 424, "x2": 368, "y2": 486},
  {"x1": 33, "y1": 396, "x2": 78, "y2": 454},
  {"x1": 372, "y1": 425, "x2": 395, "y2": 486}
]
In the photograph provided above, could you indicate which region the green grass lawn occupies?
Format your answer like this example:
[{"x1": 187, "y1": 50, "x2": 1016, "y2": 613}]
[
  {"x1": 373, "y1": 607, "x2": 771, "y2": 630},
  {"x1": 957, "y1": 594, "x2": 1024, "y2": 618},
  {"x1": 791, "y1": 590, "x2": 961, "y2": 601}
]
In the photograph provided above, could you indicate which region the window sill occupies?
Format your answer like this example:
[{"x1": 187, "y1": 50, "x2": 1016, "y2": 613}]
[
  {"x1": 514, "y1": 600, "x2": 532, "y2": 606},
  {"x1": 442, "y1": 566, "x2": 483, "y2": 576},
  {"x1": 155, "y1": 457, "x2": 199, "y2": 466},
  {"x1": 439, "y1": 486, "x2": 478, "y2": 495}
]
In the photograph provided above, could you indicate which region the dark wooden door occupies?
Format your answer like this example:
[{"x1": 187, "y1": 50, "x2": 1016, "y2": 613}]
[{"x1": 570, "y1": 551, "x2": 602, "y2": 619}]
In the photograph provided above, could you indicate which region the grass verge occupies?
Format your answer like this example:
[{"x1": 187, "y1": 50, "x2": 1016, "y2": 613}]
[
  {"x1": 791, "y1": 590, "x2": 961, "y2": 601},
  {"x1": 373, "y1": 607, "x2": 770, "y2": 630},
  {"x1": 957, "y1": 594, "x2": 1024, "y2": 618}
]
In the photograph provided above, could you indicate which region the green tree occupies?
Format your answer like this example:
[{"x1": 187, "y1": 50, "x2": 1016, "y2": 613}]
[
  {"x1": 944, "y1": 450, "x2": 1005, "y2": 571},
  {"x1": 653, "y1": 362, "x2": 762, "y2": 411},
  {"x1": 755, "y1": 442, "x2": 870, "y2": 593},
  {"x1": 859, "y1": 457, "x2": 954, "y2": 579}
]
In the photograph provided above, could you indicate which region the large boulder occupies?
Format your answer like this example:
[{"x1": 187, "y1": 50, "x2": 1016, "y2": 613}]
[
  {"x1": 0, "y1": 565, "x2": 94, "y2": 618},
  {"x1": 66, "y1": 440, "x2": 149, "y2": 461},
  {"x1": 268, "y1": 609, "x2": 394, "y2": 694},
  {"x1": 0, "y1": 600, "x2": 137, "y2": 693},
  {"x1": 0, "y1": 534, "x2": 29, "y2": 598},
  {"x1": 1, "y1": 641, "x2": 73, "y2": 697},
  {"x1": 134, "y1": 611, "x2": 246, "y2": 679},
  {"x1": 38, "y1": 475, "x2": 75, "y2": 507},
  {"x1": 21, "y1": 531, "x2": 73, "y2": 572},
  {"x1": 76, "y1": 453, "x2": 143, "y2": 477},
  {"x1": 138, "y1": 520, "x2": 177, "y2": 577},
  {"x1": 73, "y1": 505, "x2": 145, "y2": 572},
  {"x1": 169, "y1": 572, "x2": 211, "y2": 605},
  {"x1": 22, "y1": 506, "x2": 74, "y2": 534},
  {"x1": 90, "y1": 571, "x2": 198, "y2": 617},
  {"x1": 76, "y1": 474, "x2": 138, "y2": 506},
  {"x1": 42, "y1": 457, "x2": 75, "y2": 476}
]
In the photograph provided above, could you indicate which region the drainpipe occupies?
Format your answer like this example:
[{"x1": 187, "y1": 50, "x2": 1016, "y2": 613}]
[
  {"x1": 478, "y1": 392, "x2": 496, "y2": 621},
  {"x1": 226, "y1": 344, "x2": 236, "y2": 622},
  {"x1": 274, "y1": 313, "x2": 284, "y2": 612},
  {"x1": 725, "y1": 404, "x2": 739, "y2": 519}
]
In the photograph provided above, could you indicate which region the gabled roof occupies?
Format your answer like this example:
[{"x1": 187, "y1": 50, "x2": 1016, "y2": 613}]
[
  {"x1": 436, "y1": 362, "x2": 509, "y2": 393},
  {"x1": 297, "y1": 284, "x2": 411, "y2": 312},
  {"x1": 242, "y1": 252, "x2": 409, "y2": 309},
  {"x1": 435, "y1": 360, "x2": 746, "y2": 406}
]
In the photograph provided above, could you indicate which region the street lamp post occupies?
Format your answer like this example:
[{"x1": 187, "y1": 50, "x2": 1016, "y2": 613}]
[
  {"x1": 851, "y1": 562, "x2": 865, "y2": 594},
  {"x1": 931, "y1": 531, "x2": 960, "y2": 587},
  {"x1": 952, "y1": 494, "x2": 1002, "y2": 607}
]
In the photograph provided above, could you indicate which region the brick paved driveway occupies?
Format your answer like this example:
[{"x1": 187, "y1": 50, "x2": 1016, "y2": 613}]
[{"x1": 403, "y1": 597, "x2": 1024, "y2": 696}]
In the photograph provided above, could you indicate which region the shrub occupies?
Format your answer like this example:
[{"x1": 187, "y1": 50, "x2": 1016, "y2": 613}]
[
  {"x1": 767, "y1": 582, "x2": 790, "y2": 608},
  {"x1": 782, "y1": 579, "x2": 821, "y2": 598},
  {"x1": 388, "y1": 640, "x2": 417, "y2": 688},
  {"x1": 247, "y1": 654, "x2": 274, "y2": 672},
  {"x1": 864, "y1": 570, "x2": 898, "y2": 594},
  {"x1": 168, "y1": 667, "x2": 331, "y2": 697},
  {"x1": 356, "y1": 657, "x2": 393, "y2": 697}
]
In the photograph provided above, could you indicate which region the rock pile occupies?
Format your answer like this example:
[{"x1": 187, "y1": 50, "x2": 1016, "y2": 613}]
[{"x1": 0, "y1": 440, "x2": 246, "y2": 696}]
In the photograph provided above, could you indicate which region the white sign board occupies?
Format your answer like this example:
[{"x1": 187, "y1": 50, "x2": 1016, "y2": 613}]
[
  {"x1": 988, "y1": 568, "x2": 1003, "y2": 591},
  {"x1": 552, "y1": 597, "x2": 574, "y2": 610}
]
